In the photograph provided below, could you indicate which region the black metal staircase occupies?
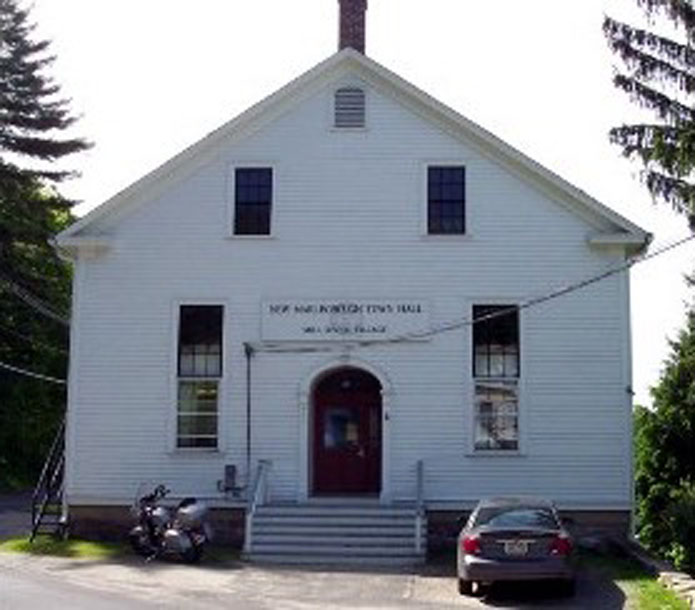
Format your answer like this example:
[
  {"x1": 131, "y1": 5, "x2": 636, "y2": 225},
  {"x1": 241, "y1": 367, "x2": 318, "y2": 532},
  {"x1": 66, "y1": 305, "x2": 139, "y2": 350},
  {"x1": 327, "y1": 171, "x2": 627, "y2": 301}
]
[{"x1": 30, "y1": 417, "x2": 66, "y2": 541}]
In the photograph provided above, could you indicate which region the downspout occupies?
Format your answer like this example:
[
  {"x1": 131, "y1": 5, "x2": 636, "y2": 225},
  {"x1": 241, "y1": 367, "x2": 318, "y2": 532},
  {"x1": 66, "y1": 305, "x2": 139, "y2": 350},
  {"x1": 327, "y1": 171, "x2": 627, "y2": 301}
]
[{"x1": 243, "y1": 343, "x2": 254, "y2": 490}]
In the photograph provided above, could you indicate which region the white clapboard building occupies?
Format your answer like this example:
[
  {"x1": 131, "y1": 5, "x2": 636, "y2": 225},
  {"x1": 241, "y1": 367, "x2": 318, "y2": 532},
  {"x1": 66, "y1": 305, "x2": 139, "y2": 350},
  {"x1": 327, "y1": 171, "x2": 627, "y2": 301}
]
[{"x1": 55, "y1": 0, "x2": 650, "y2": 564}]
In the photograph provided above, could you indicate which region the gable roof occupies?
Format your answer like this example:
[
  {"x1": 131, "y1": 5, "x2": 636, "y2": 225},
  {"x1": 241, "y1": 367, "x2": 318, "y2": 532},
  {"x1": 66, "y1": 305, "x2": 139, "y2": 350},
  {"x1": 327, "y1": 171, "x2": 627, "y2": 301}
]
[{"x1": 56, "y1": 48, "x2": 650, "y2": 253}]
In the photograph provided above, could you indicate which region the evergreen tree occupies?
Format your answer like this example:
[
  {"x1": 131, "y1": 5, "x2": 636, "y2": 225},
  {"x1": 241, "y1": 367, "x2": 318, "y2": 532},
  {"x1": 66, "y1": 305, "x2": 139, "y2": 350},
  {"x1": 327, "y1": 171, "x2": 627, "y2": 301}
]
[
  {"x1": 0, "y1": 0, "x2": 89, "y2": 182},
  {"x1": 0, "y1": 0, "x2": 88, "y2": 488},
  {"x1": 604, "y1": 0, "x2": 695, "y2": 225},
  {"x1": 0, "y1": 179, "x2": 71, "y2": 487},
  {"x1": 634, "y1": 277, "x2": 695, "y2": 571}
]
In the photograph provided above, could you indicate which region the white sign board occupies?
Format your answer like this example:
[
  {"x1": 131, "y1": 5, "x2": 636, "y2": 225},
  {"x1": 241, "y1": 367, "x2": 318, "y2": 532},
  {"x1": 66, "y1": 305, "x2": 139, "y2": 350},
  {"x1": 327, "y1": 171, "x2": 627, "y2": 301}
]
[{"x1": 261, "y1": 299, "x2": 430, "y2": 342}]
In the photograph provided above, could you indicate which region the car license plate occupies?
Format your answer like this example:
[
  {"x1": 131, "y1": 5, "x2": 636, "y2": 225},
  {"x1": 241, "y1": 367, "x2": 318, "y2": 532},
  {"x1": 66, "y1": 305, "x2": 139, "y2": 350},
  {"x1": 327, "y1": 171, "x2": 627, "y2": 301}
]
[{"x1": 504, "y1": 540, "x2": 528, "y2": 556}]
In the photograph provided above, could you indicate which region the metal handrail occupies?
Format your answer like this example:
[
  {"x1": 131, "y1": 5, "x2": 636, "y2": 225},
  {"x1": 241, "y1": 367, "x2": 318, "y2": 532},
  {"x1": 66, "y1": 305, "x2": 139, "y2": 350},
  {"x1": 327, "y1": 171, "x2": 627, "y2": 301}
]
[
  {"x1": 244, "y1": 460, "x2": 271, "y2": 554},
  {"x1": 31, "y1": 417, "x2": 66, "y2": 541},
  {"x1": 415, "y1": 459, "x2": 425, "y2": 553}
]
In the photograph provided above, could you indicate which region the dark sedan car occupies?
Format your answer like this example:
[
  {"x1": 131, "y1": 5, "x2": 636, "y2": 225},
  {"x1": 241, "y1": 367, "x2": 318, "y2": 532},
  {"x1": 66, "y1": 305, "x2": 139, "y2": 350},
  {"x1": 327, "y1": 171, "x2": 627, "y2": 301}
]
[{"x1": 457, "y1": 497, "x2": 576, "y2": 596}]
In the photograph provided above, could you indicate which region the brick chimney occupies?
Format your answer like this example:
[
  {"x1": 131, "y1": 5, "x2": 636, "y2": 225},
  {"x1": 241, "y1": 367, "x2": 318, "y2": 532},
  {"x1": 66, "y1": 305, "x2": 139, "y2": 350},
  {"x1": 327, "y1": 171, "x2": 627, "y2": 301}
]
[{"x1": 339, "y1": 0, "x2": 368, "y2": 54}]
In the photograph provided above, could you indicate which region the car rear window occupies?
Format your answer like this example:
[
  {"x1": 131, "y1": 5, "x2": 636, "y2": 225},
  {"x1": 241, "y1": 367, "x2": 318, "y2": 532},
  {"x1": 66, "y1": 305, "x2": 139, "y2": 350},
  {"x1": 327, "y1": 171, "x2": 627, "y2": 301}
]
[{"x1": 474, "y1": 506, "x2": 559, "y2": 529}]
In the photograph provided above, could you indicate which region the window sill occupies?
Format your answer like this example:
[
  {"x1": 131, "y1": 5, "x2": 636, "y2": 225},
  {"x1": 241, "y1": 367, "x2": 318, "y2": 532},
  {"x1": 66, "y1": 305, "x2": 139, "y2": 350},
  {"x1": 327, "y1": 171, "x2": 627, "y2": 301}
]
[
  {"x1": 420, "y1": 233, "x2": 472, "y2": 241},
  {"x1": 329, "y1": 127, "x2": 369, "y2": 133},
  {"x1": 466, "y1": 450, "x2": 526, "y2": 458},
  {"x1": 170, "y1": 448, "x2": 224, "y2": 456},
  {"x1": 225, "y1": 235, "x2": 276, "y2": 240}
]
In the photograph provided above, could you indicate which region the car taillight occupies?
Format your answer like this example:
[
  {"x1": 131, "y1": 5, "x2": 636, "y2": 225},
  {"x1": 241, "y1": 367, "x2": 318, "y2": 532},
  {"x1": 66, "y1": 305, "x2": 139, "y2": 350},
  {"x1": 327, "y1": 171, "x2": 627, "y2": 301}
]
[
  {"x1": 550, "y1": 534, "x2": 573, "y2": 556},
  {"x1": 461, "y1": 535, "x2": 481, "y2": 555}
]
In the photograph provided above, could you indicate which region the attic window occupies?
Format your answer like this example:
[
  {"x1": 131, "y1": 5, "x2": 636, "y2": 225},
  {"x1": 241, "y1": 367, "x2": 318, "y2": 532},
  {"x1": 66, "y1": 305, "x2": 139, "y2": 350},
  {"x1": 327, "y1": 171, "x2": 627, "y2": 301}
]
[{"x1": 334, "y1": 87, "x2": 366, "y2": 128}]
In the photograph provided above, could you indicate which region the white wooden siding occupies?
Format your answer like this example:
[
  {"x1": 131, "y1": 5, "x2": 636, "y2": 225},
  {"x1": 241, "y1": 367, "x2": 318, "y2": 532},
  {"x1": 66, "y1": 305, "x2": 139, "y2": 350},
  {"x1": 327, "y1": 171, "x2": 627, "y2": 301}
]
[{"x1": 66, "y1": 72, "x2": 632, "y2": 509}]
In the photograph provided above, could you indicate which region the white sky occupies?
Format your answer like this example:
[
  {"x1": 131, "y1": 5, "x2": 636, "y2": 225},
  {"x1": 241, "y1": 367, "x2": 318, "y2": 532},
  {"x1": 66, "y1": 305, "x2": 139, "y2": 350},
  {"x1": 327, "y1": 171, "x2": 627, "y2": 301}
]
[{"x1": 26, "y1": 0, "x2": 695, "y2": 407}]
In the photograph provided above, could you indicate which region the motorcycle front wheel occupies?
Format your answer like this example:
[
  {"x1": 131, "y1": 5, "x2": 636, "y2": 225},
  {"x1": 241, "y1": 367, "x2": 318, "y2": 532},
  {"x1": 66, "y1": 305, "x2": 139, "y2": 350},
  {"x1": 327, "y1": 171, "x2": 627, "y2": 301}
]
[{"x1": 129, "y1": 529, "x2": 154, "y2": 558}]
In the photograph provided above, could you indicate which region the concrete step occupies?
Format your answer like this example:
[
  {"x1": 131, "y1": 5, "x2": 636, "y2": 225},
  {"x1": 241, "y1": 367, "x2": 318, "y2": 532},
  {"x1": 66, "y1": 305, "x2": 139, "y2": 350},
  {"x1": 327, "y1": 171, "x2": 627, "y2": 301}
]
[
  {"x1": 256, "y1": 505, "x2": 416, "y2": 517},
  {"x1": 246, "y1": 553, "x2": 425, "y2": 567},
  {"x1": 248, "y1": 503, "x2": 427, "y2": 566},
  {"x1": 252, "y1": 534, "x2": 423, "y2": 547},
  {"x1": 249, "y1": 544, "x2": 425, "y2": 557},
  {"x1": 253, "y1": 525, "x2": 422, "y2": 537},
  {"x1": 253, "y1": 515, "x2": 418, "y2": 527}
]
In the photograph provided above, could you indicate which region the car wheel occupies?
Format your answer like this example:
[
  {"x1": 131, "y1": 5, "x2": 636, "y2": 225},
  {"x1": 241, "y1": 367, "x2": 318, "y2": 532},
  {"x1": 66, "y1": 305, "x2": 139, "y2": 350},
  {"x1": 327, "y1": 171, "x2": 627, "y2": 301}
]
[{"x1": 457, "y1": 579, "x2": 475, "y2": 596}]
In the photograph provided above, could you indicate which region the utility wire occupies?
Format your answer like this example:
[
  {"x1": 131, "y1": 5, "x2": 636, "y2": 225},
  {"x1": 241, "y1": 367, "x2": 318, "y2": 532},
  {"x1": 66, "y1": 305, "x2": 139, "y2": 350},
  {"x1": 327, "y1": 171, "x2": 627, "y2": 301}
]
[
  {"x1": 4, "y1": 233, "x2": 693, "y2": 381},
  {"x1": 0, "y1": 271, "x2": 70, "y2": 328},
  {"x1": 252, "y1": 233, "x2": 695, "y2": 354},
  {"x1": 0, "y1": 360, "x2": 66, "y2": 385}
]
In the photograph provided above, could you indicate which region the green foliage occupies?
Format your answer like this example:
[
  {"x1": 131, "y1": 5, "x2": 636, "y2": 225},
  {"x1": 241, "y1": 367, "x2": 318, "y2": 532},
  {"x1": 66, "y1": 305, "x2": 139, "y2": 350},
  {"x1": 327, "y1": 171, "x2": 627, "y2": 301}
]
[
  {"x1": 0, "y1": 536, "x2": 126, "y2": 559},
  {"x1": 663, "y1": 481, "x2": 695, "y2": 570},
  {"x1": 580, "y1": 549, "x2": 690, "y2": 609},
  {"x1": 0, "y1": 0, "x2": 86, "y2": 488},
  {"x1": 634, "y1": 293, "x2": 695, "y2": 573},
  {"x1": 0, "y1": 193, "x2": 72, "y2": 486},
  {"x1": 604, "y1": 1, "x2": 695, "y2": 223}
]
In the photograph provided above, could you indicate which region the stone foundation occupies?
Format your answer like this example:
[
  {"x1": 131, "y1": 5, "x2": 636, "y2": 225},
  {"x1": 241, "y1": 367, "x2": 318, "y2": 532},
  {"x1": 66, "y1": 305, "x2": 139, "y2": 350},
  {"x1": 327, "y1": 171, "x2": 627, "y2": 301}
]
[
  {"x1": 68, "y1": 505, "x2": 246, "y2": 548},
  {"x1": 68, "y1": 504, "x2": 630, "y2": 553}
]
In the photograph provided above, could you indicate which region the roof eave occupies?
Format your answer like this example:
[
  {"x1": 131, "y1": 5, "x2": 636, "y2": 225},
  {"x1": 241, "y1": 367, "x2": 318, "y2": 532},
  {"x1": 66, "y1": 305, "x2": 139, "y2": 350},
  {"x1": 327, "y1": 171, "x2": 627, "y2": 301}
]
[
  {"x1": 588, "y1": 231, "x2": 653, "y2": 256},
  {"x1": 52, "y1": 236, "x2": 111, "y2": 261}
]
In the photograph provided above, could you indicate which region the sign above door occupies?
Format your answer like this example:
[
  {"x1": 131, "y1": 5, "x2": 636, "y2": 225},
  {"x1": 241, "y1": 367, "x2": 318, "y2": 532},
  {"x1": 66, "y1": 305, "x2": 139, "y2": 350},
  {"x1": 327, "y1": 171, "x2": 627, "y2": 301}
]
[{"x1": 261, "y1": 299, "x2": 431, "y2": 342}]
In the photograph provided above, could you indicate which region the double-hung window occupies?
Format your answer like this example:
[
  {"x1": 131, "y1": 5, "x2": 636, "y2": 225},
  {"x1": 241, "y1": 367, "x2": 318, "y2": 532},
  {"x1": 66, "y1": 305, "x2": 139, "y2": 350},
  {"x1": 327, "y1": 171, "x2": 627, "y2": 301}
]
[
  {"x1": 177, "y1": 305, "x2": 223, "y2": 449},
  {"x1": 428, "y1": 165, "x2": 466, "y2": 234},
  {"x1": 472, "y1": 305, "x2": 520, "y2": 451},
  {"x1": 234, "y1": 167, "x2": 272, "y2": 235}
]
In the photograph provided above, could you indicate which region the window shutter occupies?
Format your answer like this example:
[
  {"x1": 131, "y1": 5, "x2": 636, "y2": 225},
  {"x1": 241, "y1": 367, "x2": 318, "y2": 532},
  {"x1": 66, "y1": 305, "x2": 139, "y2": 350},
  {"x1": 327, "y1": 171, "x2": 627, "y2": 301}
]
[{"x1": 334, "y1": 87, "x2": 366, "y2": 128}]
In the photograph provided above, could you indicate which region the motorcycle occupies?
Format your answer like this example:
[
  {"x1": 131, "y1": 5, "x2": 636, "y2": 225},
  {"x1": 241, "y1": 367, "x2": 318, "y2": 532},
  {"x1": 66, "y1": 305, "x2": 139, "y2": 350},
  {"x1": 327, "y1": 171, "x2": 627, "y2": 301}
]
[{"x1": 129, "y1": 483, "x2": 212, "y2": 563}]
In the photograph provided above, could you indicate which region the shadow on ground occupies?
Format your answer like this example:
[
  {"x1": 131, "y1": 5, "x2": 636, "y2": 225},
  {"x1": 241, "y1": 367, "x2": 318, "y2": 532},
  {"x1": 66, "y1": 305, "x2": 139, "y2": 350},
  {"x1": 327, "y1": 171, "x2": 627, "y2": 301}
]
[{"x1": 424, "y1": 550, "x2": 627, "y2": 609}]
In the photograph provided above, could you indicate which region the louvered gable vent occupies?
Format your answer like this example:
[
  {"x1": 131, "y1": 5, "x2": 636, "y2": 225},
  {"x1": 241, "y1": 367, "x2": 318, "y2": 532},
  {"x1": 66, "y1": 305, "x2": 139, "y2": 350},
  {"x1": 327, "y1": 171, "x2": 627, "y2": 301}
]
[{"x1": 334, "y1": 87, "x2": 366, "y2": 128}]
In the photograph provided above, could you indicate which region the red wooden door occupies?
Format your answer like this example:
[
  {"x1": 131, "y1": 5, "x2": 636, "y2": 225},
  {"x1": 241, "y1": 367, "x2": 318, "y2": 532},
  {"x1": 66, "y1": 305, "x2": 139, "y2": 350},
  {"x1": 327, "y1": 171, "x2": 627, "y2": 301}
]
[{"x1": 313, "y1": 369, "x2": 382, "y2": 495}]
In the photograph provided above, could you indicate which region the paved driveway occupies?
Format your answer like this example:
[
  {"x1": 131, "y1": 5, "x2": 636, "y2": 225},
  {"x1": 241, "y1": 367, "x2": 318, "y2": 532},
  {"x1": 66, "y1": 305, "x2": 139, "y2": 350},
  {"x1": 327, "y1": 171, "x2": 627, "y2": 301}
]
[
  {"x1": 0, "y1": 551, "x2": 628, "y2": 609},
  {"x1": 0, "y1": 493, "x2": 628, "y2": 608}
]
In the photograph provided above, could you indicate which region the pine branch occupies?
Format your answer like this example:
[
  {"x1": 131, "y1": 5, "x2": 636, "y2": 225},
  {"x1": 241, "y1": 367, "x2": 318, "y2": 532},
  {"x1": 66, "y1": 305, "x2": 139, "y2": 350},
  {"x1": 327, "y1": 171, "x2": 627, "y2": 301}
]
[
  {"x1": 636, "y1": 0, "x2": 695, "y2": 36},
  {"x1": 610, "y1": 123, "x2": 678, "y2": 156},
  {"x1": 612, "y1": 122, "x2": 695, "y2": 177},
  {"x1": 613, "y1": 74, "x2": 695, "y2": 122},
  {"x1": 604, "y1": 17, "x2": 695, "y2": 70},
  {"x1": 643, "y1": 168, "x2": 695, "y2": 214},
  {"x1": 607, "y1": 35, "x2": 695, "y2": 92},
  {"x1": 0, "y1": 135, "x2": 88, "y2": 161},
  {"x1": 0, "y1": 0, "x2": 89, "y2": 178}
]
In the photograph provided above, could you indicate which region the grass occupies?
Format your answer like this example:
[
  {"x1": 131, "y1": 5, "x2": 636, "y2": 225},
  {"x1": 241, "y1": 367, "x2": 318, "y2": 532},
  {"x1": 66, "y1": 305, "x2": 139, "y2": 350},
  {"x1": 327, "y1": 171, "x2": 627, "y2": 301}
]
[
  {"x1": 580, "y1": 549, "x2": 690, "y2": 610},
  {"x1": 0, "y1": 535, "x2": 126, "y2": 559},
  {"x1": 0, "y1": 535, "x2": 241, "y2": 564}
]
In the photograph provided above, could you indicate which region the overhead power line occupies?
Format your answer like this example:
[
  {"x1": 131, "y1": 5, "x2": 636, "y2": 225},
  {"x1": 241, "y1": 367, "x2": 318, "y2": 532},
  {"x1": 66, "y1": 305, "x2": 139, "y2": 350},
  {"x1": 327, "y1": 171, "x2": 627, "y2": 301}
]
[
  {"x1": 4, "y1": 233, "x2": 693, "y2": 380},
  {"x1": 0, "y1": 272, "x2": 70, "y2": 328},
  {"x1": 0, "y1": 360, "x2": 66, "y2": 385},
  {"x1": 252, "y1": 233, "x2": 695, "y2": 354}
]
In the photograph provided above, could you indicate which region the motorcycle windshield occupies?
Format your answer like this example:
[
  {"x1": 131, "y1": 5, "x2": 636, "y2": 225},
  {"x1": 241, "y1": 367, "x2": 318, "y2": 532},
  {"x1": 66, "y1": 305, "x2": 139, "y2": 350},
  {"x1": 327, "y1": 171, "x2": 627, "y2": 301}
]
[{"x1": 132, "y1": 481, "x2": 163, "y2": 516}]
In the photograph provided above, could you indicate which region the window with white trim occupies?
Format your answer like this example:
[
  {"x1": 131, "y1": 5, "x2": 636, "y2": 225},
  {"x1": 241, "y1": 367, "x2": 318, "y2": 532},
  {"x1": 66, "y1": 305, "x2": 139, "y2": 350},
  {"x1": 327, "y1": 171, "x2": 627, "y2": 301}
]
[
  {"x1": 472, "y1": 305, "x2": 519, "y2": 451},
  {"x1": 177, "y1": 305, "x2": 223, "y2": 449},
  {"x1": 234, "y1": 167, "x2": 272, "y2": 235},
  {"x1": 428, "y1": 165, "x2": 466, "y2": 234},
  {"x1": 334, "y1": 87, "x2": 366, "y2": 128}
]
